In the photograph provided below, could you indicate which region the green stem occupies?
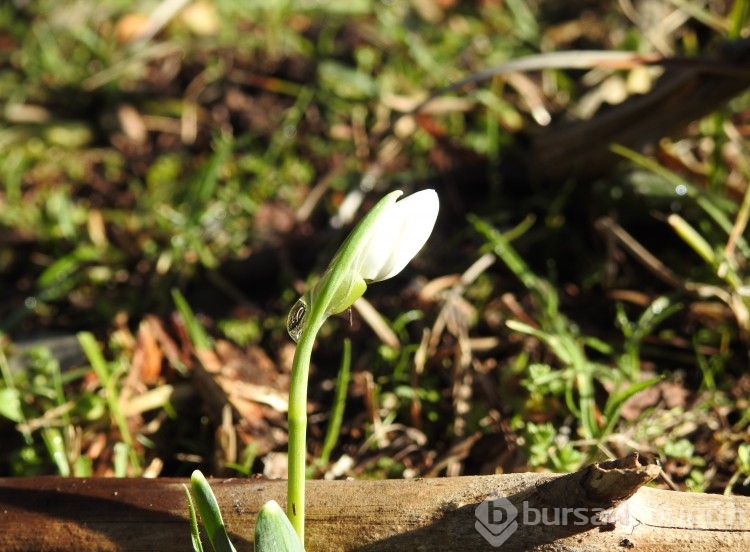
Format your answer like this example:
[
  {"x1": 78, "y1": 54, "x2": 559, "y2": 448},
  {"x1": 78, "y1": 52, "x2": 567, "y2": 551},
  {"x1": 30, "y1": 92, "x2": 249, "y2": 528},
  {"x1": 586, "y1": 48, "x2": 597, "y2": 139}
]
[
  {"x1": 285, "y1": 191, "x2": 404, "y2": 542},
  {"x1": 287, "y1": 317, "x2": 320, "y2": 543}
]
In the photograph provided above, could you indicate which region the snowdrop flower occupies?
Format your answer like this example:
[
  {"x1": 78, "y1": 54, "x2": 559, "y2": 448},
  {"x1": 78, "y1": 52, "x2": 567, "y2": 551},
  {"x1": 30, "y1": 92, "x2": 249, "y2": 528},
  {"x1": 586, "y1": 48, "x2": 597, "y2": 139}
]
[{"x1": 287, "y1": 189, "x2": 439, "y2": 342}]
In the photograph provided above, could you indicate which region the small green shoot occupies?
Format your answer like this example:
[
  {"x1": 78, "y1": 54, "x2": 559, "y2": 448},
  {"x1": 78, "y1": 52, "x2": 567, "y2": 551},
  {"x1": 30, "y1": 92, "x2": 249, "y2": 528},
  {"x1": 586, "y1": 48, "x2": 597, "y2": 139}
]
[
  {"x1": 254, "y1": 500, "x2": 305, "y2": 552},
  {"x1": 189, "y1": 470, "x2": 237, "y2": 552}
]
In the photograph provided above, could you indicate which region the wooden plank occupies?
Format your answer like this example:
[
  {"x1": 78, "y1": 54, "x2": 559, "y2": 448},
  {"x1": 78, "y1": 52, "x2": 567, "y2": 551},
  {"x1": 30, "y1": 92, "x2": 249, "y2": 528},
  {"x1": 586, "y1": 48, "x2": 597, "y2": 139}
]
[{"x1": 1, "y1": 454, "x2": 749, "y2": 551}]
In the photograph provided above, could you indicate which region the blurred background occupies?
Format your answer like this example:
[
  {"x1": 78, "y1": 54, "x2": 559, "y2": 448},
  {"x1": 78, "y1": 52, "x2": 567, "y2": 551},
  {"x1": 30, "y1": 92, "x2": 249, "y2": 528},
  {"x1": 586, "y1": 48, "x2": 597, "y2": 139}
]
[{"x1": 1, "y1": 0, "x2": 749, "y2": 495}]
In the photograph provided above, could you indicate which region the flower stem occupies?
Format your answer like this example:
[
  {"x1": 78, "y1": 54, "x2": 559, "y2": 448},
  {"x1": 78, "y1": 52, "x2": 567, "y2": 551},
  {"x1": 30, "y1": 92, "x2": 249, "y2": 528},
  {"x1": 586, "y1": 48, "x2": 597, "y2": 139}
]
[{"x1": 287, "y1": 318, "x2": 318, "y2": 543}]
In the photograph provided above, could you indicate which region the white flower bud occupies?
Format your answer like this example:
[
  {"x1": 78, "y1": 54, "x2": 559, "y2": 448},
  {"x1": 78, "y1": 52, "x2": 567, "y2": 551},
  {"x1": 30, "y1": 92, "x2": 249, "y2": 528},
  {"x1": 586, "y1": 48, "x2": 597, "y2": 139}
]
[{"x1": 287, "y1": 189, "x2": 439, "y2": 342}]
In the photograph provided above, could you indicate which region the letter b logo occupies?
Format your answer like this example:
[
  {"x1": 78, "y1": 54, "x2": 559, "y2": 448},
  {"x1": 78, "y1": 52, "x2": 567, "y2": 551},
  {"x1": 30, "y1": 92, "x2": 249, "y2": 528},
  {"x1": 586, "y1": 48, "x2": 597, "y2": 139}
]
[{"x1": 475, "y1": 496, "x2": 519, "y2": 547}]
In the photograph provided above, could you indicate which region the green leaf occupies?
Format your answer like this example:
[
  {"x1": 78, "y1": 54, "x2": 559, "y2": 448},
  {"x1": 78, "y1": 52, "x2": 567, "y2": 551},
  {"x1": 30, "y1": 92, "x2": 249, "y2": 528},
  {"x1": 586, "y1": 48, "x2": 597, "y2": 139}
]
[
  {"x1": 0, "y1": 388, "x2": 23, "y2": 423},
  {"x1": 601, "y1": 375, "x2": 665, "y2": 437},
  {"x1": 190, "y1": 470, "x2": 237, "y2": 552},
  {"x1": 664, "y1": 438, "x2": 695, "y2": 460},
  {"x1": 184, "y1": 484, "x2": 205, "y2": 552},
  {"x1": 506, "y1": 320, "x2": 573, "y2": 364},
  {"x1": 319, "y1": 60, "x2": 377, "y2": 99},
  {"x1": 313, "y1": 338, "x2": 351, "y2": 472},
  {"x1": 667, "y1": 213, "x2": 716, "y2": 266},
  {"x1": 737, "y1": 443, "x2": 750, "y2": 472},
  {"x1": 254, "y1": 500, "x2": 305, "y2": 552},
  {"x1": 78, "y1": 331, "x2": 138, "y2": 474},
  {"x1": 172, "y1": 289, "x2": 212, "y2": 350}
]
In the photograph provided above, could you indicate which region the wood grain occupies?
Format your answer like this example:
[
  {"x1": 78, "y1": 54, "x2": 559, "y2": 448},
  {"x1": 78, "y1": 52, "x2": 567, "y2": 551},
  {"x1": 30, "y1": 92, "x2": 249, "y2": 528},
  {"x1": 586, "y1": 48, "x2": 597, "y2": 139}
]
[{"x1": 2, "y1": 454, "x2": 749, "y2": 551}]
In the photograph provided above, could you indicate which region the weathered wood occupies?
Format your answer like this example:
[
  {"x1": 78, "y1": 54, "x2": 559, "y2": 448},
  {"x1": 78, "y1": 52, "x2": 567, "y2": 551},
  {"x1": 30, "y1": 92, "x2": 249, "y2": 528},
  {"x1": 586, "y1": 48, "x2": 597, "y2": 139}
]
[{"x1": 1, "y1": 454, "x2": 749, "y2": 551}]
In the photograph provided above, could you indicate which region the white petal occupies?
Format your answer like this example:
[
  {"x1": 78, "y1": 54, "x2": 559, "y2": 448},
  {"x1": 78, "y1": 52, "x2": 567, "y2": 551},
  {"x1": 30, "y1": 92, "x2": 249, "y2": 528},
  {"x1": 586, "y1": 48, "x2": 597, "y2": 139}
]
[
  {"x1": 358, "y1": 189, "x2": 439, "y2": 282},
  {"x1": 357, "y1": 203, "x2": 402, "y2": 280}
]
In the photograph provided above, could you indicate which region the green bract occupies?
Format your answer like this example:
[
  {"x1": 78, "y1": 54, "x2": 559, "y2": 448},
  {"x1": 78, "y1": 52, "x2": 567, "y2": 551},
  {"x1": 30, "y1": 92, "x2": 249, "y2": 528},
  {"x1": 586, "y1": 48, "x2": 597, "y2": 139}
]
[{"x1": 287, "y1": 189, "x2": 440, "y2": 342}]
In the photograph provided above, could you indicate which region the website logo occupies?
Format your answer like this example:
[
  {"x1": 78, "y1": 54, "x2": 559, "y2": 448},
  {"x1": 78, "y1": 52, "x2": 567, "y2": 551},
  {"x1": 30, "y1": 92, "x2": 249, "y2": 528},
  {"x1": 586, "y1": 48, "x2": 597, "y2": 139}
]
[{"x1": 475, "y1": 496, "x2": 519, "y2": 547}]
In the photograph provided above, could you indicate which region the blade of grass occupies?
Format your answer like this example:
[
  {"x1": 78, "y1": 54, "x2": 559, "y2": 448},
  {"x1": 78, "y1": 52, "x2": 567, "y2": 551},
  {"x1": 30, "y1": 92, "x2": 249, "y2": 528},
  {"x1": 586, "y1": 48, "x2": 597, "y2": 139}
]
[
  {"x1": 729, "y1": 0, "x2": 750, "y2": 39},
  {"x1": 476, "y1": 217, "x2": 600, "y2": 439},
  {"x1": 601, "y1": 375, "x2": 665, "y2": 438},
  {"x1": 668, "y1": 213, "x2": 744, "y2": 290},
  {"x1": 77, "y1": 331, "x2": 141, "y2": 476},
  {"x1": 611, "y1": 143, "x2": 750, "y2": 257},
  {"x1": 724, "y1": 168, "x2": 750, "y2": 259},
  {"x1": 309, "y1": 338, "x2": 351, "y2": 475},
  {"x1": 184, "y1": 483, "x2": 205, "y2": 552},
  {"x1": 619, "y1": 296, "x2": 683, "y2": 379},
  {"x1": 667, "y1": 213, "x2": 717, "y2": 266},
  {"x1": 470, "y1": 214, "x2": 560, "y2": 321},
  {"x1": 172, "y1": 289, "x2": 212, "y2": 350},
  {"x1": 113, "y1": 441, "x2": 129, "y2": 478},
  {"x1": 0, "y1": 345, "x2": 32, "y2": 445},
  {"x1": 41, "y1": 428, "x2": 70, "y2": 477}
]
